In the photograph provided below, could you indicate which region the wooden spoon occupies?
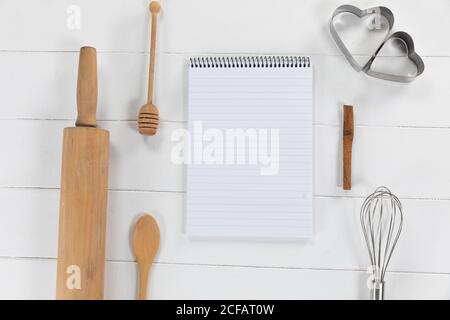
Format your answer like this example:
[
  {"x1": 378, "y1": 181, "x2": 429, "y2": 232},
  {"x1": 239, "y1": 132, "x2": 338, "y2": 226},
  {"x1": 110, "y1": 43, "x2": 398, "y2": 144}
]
[
  {"x1": 138, "y1": 1, "x2": 161, "y2": 136},
  {"x1": 132, "y1": 214, "x2": 160, "y2": 300}
]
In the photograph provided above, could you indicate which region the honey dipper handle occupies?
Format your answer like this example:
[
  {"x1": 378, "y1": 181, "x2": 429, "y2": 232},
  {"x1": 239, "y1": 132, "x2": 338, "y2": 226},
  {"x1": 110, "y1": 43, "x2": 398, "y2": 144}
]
[
  {"x1": 76, "y1": 47, "x2": 98, "y2": 127},
  {"x1": 147, "y1": 2, "x2": 160, "y2": 104},
  {"x1": 343, "y1": 105, "x2": 354, "y2": 190}
]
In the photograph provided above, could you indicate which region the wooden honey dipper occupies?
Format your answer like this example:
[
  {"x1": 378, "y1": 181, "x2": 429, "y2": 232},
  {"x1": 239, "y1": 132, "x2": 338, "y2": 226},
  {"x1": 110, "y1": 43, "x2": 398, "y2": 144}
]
[{"x1": 138, "y1": 1, "x2": 161, "y2": 135}]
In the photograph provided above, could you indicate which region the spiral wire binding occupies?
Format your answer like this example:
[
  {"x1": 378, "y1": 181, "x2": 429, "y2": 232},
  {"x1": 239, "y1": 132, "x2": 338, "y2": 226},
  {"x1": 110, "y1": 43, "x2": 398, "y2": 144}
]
[{"x1": 190, "y1": 56, "x2": 310, "y2": 68}]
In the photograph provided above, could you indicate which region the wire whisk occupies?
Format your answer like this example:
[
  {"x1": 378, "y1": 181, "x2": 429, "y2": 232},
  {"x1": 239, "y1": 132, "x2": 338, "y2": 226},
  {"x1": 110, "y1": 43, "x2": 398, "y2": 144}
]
[{"x1": 360, "y1": 186, "x2": 403, "y2": 300}]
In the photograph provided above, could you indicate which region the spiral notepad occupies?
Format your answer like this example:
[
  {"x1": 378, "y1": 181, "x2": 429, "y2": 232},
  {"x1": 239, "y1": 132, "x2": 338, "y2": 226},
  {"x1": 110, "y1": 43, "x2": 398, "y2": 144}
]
[{"x1": 186, "y1": 56, "x2": 313, "y2": 239}]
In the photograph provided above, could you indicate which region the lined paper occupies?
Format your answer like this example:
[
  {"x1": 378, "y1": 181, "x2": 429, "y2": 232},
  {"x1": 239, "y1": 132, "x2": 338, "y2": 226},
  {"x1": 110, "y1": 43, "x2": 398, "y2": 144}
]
[{"x1": 187, "y1": 58, "x2": 313, "y2": 238}]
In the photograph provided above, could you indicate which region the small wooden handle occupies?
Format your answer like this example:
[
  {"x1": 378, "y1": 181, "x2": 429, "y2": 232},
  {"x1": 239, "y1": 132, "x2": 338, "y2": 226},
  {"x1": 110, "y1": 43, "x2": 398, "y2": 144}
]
[
  {"x1": 147, "y1": 2, "x2": 161, "y2": 104},
  {"x1": 138, "y1": 264, "x2": 151, "y2": 300},
  {"x1": 76, "y1": 47, "x2": 98, "y2": 127},
  {"x1": 343, "y1": 105, "x2": 354, "y2": 190}
]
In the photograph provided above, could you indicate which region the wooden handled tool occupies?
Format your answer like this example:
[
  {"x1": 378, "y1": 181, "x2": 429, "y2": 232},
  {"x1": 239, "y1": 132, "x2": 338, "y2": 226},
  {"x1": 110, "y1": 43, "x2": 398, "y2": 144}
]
[
  {"x1": 343, "y1": 105, "x2": 354, "y2": 190},
  {"x1": 132, "y1": 214, "x2": 160, "y2": 300},
  {"x1": 138, "y1": 1, "x2": 161, "y2": 136},
  {"x1": 56, "y1": 47, "x2": 110, "y2": 300}
]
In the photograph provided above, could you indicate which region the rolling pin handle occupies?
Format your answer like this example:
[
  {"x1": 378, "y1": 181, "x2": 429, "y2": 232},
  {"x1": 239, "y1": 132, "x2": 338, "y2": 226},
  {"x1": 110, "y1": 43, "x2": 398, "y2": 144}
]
[{"x1": 76, "y1": 46, "x2": 98, "y2": 127}]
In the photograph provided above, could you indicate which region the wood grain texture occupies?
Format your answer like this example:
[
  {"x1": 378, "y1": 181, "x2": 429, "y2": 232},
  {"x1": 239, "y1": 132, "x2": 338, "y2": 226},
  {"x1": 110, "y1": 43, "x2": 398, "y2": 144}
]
[
  {"x1": 138, "y1": 2, "x2": 161, "y2": 136},
  {"x1": 343, "y1": 105, "x2": 354, "y2": 190},
  {"x1": 56, "y1": 127, "x2": 109, "y2": 299},
  {"x1": 76, "y1": 47, "x2": 98, "y2": 127},
  {"x1": 56, "y1": 47, "x2": 109, "y2": 300},
  {"x1": 147, "y1": 2, "x2": 160, "y2": 105},
  {"x1": 132, "y1": 214, "x2": 160, "y2": 300}
]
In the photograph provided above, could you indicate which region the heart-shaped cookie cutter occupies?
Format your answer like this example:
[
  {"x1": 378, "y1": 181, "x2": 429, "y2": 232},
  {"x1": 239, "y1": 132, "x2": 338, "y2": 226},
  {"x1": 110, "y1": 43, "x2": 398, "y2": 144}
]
[
  {"x1": 330, "y1": 5, "x2": 394, "y2": 72},
  {"x1": 367, "y1": 31, "x2": 425, "y2": 82},
  {"x1": 330, "y1": 4, "x2": 425, "y2": 82}
]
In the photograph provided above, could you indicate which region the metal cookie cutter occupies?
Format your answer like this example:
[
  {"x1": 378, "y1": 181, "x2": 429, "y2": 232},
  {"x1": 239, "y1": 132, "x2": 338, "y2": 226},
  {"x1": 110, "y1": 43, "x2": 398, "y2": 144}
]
[
  {"x1": 330, "y1": 5, "x2": 425, "y2": 82},
  {"x1": 367, "y1": 31, "x2": 425, "y2": 82}
]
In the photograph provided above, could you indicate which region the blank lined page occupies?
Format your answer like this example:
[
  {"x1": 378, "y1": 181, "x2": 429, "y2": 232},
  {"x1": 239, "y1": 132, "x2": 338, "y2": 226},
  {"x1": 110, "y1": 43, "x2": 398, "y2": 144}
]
[{"x1": 186, "y1": 57, "x2": 313, "y2": 239}]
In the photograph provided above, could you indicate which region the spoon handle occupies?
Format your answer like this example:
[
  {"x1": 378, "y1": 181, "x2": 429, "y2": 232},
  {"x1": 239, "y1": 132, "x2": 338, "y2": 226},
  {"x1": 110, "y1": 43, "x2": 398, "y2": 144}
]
[
  {"x1": 138, "y1": 264, "x2": 151, "y2": 300},
  {"x1": 147, "y1": 2, "x2": 160, "y2": 104}
]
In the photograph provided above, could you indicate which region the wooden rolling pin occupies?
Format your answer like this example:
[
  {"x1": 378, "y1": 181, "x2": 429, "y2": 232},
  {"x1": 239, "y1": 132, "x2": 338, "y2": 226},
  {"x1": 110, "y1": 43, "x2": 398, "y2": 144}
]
[{"x1": 56, "y1": 47, "x2": 110, "y2": 299}]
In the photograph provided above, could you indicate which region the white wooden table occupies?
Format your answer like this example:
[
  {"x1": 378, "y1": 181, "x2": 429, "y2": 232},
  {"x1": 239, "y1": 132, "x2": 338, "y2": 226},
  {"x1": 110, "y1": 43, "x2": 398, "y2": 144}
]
[{"x1": 0, "y1": 0, "x2": 450, "y2": 299}]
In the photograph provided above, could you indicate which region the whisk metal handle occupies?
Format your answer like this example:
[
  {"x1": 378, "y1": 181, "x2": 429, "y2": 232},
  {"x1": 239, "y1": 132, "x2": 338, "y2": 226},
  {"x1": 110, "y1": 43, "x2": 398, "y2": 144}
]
[{"x1": 371, "y1": 281, "x2": 384, "y2": 300}]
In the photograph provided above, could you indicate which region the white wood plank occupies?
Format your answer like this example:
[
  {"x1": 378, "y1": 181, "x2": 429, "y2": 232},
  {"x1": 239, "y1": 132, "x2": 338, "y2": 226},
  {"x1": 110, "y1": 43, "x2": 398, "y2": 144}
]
[
  {"x1": 1, "y1": 121, "x2": 450, "y2": 199},
  {"x1": 313, "y1": 56, "x2": 448, "y2": 127},
  {"x1": 0, "y1": 0, "x2": 149, "y2": 53},
  {"x1": 0, "y1": 257, "x2": 449, "y2": 299},
  {"x1": 0, "y1": 120, "x2": 184, "y2": 191},
  {"x1": 0, "y1": 0, "x2": 448, "y2": 55},
  {"x1": 0, "y1": 52, "x2": 186, "y2": 122},
  {"x1": 315, "y1": 125, "x2": 450, "y2": 199},
  {"x1": 0, "y1": 52, "x2": 447, "y2": 128},
  {"x1": 0, "y1": 188, "x2": 449, "y2": 275}
]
